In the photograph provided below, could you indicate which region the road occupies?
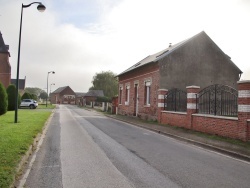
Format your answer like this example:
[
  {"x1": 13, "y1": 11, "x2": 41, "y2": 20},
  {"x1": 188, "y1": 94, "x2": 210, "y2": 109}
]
[{"x1": 22, "y1": 105, "x2": 250, "y2": 188}]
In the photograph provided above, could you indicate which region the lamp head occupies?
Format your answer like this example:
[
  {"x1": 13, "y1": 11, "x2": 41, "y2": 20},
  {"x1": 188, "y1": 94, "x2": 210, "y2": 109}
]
[
  {"x1": 37, "y1": 3, "x2": 46, "y2": 12},
  {"x1": 52, "y1": 71, "x2": 55, "y2": 74}
]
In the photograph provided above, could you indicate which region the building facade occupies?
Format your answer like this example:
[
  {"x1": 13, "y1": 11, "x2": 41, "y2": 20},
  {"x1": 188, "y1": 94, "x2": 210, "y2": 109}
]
[
  {"x1": 117, "y1": 31, "x2": 242, "y2": 121},
  {"x1": 50, "y1": 86, "x2": 76, "y2": 104},
  {"x1": 0, "y1": 32, "x2": 11, "y2": 88}
]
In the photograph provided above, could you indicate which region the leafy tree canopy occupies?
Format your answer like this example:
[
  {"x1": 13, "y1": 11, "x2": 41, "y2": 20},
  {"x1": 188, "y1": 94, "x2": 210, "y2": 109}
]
[
  {"x1": 39, "y1": 91, "x2": 48, "y2": 100},
  {"x1": 89, "y1": 71, "x2": 118, "y2": 98},
  {"x1": 96, "y1": 96, "x2": 112, "y2": 103},
  {"x1": 25, "y1": 87, "x2": 45, "y2": 98}
]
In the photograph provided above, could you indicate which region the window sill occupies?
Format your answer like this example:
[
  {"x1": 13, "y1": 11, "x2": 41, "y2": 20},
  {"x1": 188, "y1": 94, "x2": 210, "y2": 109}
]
[{"x1": 144, "y1": 104, "x2": 151, "y2": 107}]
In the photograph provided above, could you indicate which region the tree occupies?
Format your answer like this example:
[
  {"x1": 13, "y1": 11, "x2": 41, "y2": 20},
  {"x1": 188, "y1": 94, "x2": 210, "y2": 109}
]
[
  {"x1": 6, "y1": 84, "x2": 16, "y2": 111},
  {"x1": 39, "y1": 91, "x2": 48, "y2": 100},
  {"x1": 25, "y1": 87, "x2": 43, "y2": 97},
  {"x1": 30, "y1": 93, "x2": 38, "y2": 100},
  {"x1": 96, "y1": 96, "x2": 111, "y2": 103},
  {"x1": 90, "y1": 71, "x2": 118, "y2": 98},
  {"x1": 0, "y1": 82, "x2": 8, "y2": 115},
  {"x1": 21, "y1": 92, "x2": 32, "y2": 100}
]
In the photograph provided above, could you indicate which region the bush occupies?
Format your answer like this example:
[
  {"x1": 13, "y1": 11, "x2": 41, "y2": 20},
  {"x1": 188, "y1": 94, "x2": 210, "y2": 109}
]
[
  {"x1": 30, "y1": 93, "x2": 38, "y2": 100},
  {"x1": 0, "y1": 83, "x2": 8, "y2": 115},
  {"x1": 21, "y1": 92, "x2": 31, "y2": 100},
  {"x1": 96, "y1": 96, "x2": 111, "y2": 103},
  {"x1": 6, "y1": 84, "x2": 16, "y2": 111}
]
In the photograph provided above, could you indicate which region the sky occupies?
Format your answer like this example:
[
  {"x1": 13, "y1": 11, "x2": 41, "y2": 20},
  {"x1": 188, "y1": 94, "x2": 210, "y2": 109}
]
[{"x1": 0, "y1": 0, "x2": 250, "y2": 93}]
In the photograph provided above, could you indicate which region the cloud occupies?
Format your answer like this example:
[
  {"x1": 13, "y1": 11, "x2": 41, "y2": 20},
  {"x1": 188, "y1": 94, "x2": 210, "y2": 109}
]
[{"x1": 1, "y1": 0, "x2": 250, "y2": 92}]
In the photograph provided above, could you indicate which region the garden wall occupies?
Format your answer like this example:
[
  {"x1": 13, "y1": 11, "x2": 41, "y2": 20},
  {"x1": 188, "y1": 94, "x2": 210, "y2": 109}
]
[{"x1": 158, "y1": 81, "x2": 250, "y2": 141}]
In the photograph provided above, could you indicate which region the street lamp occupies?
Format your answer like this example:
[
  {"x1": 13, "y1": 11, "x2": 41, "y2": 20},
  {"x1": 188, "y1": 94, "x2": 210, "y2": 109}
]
[
  {"x1": 46, "y1": 71, "x2": 55, "y2": 107},
  {"x1": 50, "y1": 83, "x2": 55, "y2": 94},
  {"x1": 15, "y1": 2, "x2": 46, "y2": 123}
]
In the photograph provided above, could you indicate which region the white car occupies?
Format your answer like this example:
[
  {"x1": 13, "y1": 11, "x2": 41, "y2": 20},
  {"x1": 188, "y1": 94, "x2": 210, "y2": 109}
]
[{"x1": 20, "y1": 99, "x2": 38, "y2": 109}]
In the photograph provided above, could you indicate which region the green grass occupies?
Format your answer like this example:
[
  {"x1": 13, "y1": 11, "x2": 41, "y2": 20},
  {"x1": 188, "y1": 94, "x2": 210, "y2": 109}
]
[
  {"x1": 0, "y1": 109, "x2": 53, "y2": 188},
  {"x1": 37, "y1": 103, "x2": 55, "y2": 109}
]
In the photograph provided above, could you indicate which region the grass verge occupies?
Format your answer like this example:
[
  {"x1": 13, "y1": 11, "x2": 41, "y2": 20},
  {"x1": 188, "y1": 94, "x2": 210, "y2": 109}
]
[{"x1": 0, "y1": 109, "x2": 53, "y2": 188}]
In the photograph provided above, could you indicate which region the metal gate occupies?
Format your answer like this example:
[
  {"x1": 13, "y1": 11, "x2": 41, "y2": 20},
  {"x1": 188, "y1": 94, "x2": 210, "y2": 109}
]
[
  {"x1": 197, "y1": 84, "x2": 238, "y2": 116},
  {"x1": 164, "y1": 88, "x2": 187, "y2": 112}
]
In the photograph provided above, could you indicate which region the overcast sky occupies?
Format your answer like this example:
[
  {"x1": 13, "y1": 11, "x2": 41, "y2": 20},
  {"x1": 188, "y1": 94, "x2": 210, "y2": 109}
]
[{"x1": 1, "y1": 0, "x2": 250, "y2": 92}]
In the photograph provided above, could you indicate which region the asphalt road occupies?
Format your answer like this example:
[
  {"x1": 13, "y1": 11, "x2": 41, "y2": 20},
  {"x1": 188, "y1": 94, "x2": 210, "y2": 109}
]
[{"x1": 23, "y1": 105, "x2": 250, "y2": 188}]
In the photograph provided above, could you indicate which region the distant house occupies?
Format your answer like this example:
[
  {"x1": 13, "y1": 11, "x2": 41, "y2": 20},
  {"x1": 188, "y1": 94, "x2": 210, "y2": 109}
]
[
  {"x1": 75, "y1": 92, "x2": 86, "y2": 106},
  {"x1": 50, "y1": 86, "x2": 76, "y2": 104},
  {"x1": 0, "y1": 31, "x2": 11, "y2": 88},
  {"x1": 84, "y1": 90, "x2": 104, "y2": 107},
  {"x1": 117, "y1": 31, "x2": 242, "y2": 120},
  {"x1": 11, "y1": 77, "x2": 26, "y2": 95}
]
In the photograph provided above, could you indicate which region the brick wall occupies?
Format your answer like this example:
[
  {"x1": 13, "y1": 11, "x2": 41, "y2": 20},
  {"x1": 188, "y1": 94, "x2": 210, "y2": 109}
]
[
  {"x1": 0, "y1": 53, "x2": 11, "y2": 88},
  {"x1": 161, "y1": 112, "x2": 187, "y2": 128},
  {"x1": 118, "y1": 63, "x2": 160, "y2": 120},
  {"x1": 192, "y1": 115, "x2": 238, "y2": 138},
  {"x1": 158, "y1": 81, "x2": 250, "y2": 141}
]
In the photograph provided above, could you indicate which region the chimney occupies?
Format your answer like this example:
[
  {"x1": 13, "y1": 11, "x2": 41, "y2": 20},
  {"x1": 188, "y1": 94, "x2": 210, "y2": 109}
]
[{"x1": 169, "y1": 43, "x2": 172, "y2": 47}]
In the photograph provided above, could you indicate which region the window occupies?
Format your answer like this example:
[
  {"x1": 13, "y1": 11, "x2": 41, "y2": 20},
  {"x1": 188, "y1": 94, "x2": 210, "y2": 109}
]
[
  {"x1": 125, "y1": 85, "x2": 130, "y2": 105},
  {"x1": 145, "y1": 82, "x2": 151, "y2": 105},
  {"x1": 119, "y1": 86, "x2": 123, "y2": 104}
]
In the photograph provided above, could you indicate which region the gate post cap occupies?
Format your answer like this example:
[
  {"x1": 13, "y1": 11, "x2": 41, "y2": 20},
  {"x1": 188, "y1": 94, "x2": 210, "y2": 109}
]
[
  {"x1": 158, "y1": 89, "x2": 168, "y2": 92},
  {"x1": 186, "y1": 86, "x2": 200, "y2": 89},
  {"x1": 237, "y1": 80, "x2": 250, "y2": 84}
]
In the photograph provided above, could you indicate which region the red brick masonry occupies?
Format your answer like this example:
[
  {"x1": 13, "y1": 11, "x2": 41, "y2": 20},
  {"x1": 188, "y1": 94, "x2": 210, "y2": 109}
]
[{"x1": 159, "y1": 81, "x2": 250, "y2": 141}]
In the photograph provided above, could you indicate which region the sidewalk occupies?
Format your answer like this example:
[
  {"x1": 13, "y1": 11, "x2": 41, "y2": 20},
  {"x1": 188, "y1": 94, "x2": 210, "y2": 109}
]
[{"x1": 106, "y1": 114, "x2": 250, "y2": 162}]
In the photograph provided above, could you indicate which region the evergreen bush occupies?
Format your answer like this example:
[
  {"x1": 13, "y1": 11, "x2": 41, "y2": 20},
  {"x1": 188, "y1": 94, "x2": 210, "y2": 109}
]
[
  {"x1": 6, "y1": 84, "x2": 16, "y2": 111},
  {"x1": 0, "y1": 83, "x2": 8, "y2": 115}
]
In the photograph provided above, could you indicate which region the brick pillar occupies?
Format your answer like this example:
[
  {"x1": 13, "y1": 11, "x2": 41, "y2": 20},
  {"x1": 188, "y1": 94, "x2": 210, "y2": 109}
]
[
  {"x1": 237, "y1": 80, "x2": 250, "y2": 141},
  {"x1": 186, "y1": 86, "x2": 200, "y2": 129},
  {"x1": 157, "y1": 89, "x2": 168, "y2": 123}
]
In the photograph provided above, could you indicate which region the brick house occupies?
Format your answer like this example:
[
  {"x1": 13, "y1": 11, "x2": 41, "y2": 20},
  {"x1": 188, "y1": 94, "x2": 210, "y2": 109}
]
[
  {"x1": 117, "y1": 31, "x2": 242, "y2": 120},
  {"x1": 0, "y1": 31, "x2": 11, "y2": 88},
  {"x1": 11, "y1": 78, "x2": 26, "y2": 95},
  {"x1": 75, "y1": 92, "x2": 86, "y2": 106},
  {"x1": 50, "y1": 86, "x2": 76, "y2": 104},
  {"x1": 84, "y1": 90, "x2": 104, "y2": 107}
]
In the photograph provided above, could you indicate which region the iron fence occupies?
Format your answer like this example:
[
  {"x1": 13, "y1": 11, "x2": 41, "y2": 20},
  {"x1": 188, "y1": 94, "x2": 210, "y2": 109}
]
[
  {"x1": 197, "y1": 84, "x2": 238, "y2": 117},
  {"x1": 164, "y1": 88, "x2": 187, "y2": 112}
]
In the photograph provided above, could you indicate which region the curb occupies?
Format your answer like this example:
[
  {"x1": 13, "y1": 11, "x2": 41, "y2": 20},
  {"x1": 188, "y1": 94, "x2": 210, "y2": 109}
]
[{"x1": 106, "y1": 115, "x2": 250, "y2": 163}]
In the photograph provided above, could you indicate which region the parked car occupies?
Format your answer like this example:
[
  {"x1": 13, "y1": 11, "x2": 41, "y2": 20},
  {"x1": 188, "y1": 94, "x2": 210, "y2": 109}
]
[{"x1": 20, "y1": 99, "x2": 38, "y2": 109}]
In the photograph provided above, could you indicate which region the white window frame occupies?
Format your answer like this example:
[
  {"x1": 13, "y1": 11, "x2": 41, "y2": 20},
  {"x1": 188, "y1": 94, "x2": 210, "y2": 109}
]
[{"x1": 145, "y1": 81, "x2": 151, "y2": 106}]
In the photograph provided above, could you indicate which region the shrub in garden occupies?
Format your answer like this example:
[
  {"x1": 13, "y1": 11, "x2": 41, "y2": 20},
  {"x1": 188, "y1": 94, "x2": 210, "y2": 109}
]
[
  {"x1": 6, "y1": 84, "x2": 16, "y2": 111},
  {"x1": 21, "y1": 92, "x2": 32, "y2": 100},
  {"x1": 0, "y1": 82, "x2": 8, "y2": 115}
]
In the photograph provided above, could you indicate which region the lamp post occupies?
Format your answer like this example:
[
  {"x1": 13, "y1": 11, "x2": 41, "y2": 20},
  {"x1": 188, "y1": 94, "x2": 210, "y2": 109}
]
[
  {"x1": 46, "y1": 71, "x2": 55, "y2": 107},
  {"x1": 15, "y1": 2, "x2": 46, "y2": 123}
]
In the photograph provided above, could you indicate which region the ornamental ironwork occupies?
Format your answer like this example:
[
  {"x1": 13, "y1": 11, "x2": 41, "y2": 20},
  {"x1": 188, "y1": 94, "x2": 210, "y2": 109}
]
[
  {"x1": 197, "y1": 84, "x2": 238, "y2": 117},
  {"x1": 164, "y1": 88, "x2": 187, "y2": 112}
]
